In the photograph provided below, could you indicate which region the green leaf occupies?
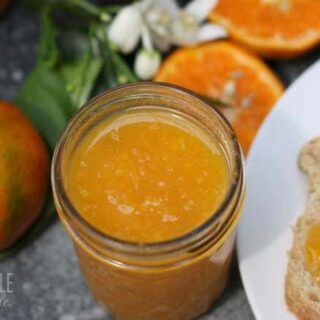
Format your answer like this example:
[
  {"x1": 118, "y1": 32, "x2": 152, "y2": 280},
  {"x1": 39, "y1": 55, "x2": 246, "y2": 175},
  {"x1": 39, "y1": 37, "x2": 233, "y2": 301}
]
[
  {"x1": 58, "y1": 29, "x2": 88, "y2": 61},
  {"x1": 99, "y1": 33, "x2": 120, "y2": 88},
  {"x1": 112, "y1": 50, "x2": 137, "y2": 84},
  {"x1": 61, "y1": 58, "x2": 103, "y2": 110},
  {"x1": 15, "y1": 8, "x2": 73, "y2": 151},
  {"x1": 38, "y1": 6, "x2": 59, "y2": 67},
  {"x1": 67, "y1": 0, "x2": 106, "y2": 19},
  {"x1": 15, "y1": 64, "x2": 72, "y2": 150},
  {"x1": 92, "y1": 25, "x2": 137, "y2": 93},
  {"x1": 61, "y1": 34, "x2": 104, "y2": 110}
]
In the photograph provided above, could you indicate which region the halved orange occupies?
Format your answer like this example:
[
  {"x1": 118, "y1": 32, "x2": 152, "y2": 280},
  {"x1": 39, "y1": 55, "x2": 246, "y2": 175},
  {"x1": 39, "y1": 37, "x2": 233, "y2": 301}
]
[
  {"x1": 209, "y1": 0, "x2": 320, "y2": 58},
  {"x1": 155, "y1": 41, "x2": 284, "y2": 154}
]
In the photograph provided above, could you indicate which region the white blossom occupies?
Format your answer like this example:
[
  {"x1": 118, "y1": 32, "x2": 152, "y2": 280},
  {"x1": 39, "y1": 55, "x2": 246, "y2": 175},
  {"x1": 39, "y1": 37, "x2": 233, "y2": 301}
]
[
  {"x1": 185, "y1": 0, "x2": 220, "y2": 22},
  {"x1": 144, "y1": 0, "x2": 225, "y2": 50},
  {"x1": 109, "y1": 0, "x2": 225, "y2": 55},
  {"x1": 195, "y1": 23, "x2": 227, "y2": 42},
  {"x1": 108, "y1": 5, "x2": 143, "y2": 54},
  {"x1": 134, "y1": 49, "x2": 161, "y2": 80}
]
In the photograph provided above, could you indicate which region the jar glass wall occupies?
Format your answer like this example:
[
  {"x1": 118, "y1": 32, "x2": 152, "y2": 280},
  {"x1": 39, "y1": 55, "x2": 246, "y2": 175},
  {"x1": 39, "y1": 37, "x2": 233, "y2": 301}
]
[{"x1": 52, "y1": 83, "x2": 245, "y2": 320}]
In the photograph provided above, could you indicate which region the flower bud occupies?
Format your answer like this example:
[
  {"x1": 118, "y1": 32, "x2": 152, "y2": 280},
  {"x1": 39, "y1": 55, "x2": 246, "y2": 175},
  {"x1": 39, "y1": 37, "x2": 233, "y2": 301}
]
[
  {"x1": 108, "y1": 6, "x2": 143, "y2": 54},
  {"x1": 134, "y1": 49, "x2": 161, "y2": 80}
]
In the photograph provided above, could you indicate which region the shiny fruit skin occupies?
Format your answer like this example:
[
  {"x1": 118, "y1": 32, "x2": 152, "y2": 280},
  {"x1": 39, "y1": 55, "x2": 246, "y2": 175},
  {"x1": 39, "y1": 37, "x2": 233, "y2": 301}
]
[{"x1": 0, "y1": 101, "x2": 49, "y2": 251}]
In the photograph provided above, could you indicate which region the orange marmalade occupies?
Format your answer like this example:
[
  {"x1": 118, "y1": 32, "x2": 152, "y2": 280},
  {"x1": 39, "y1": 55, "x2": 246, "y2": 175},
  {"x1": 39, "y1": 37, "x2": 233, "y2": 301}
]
[
  {"x1": 67, "y1": 109, "x2": 229, "y2": 243},
  {"x1": 305, "y1": 223, "x2": 320, "y2": 282},
  {"x1": 52, "y1": 83, "x2": 245, "y2": 320}
]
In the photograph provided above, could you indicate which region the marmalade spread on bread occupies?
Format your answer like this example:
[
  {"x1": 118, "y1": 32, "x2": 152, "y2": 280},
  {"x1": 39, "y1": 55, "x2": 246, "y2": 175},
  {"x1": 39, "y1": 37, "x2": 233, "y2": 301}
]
[
  {"x1": 67, "y1": 109, "x2": 229, "y2": 242},
  {"x1": 298, "y1": 137, "x2": 320, "y2": 282},
  {"x1": 286, "y1": 137, "x2": 320, "y2": 320},
  {"x1": 305, "y1": 223, "x2": 320, "y2": 282}
]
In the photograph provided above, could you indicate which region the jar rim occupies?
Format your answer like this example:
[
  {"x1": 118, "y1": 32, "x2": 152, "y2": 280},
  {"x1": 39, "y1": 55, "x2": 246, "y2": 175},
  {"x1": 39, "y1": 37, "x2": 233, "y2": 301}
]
[{"x1": 51, "y1": 82, "x2": 244, "y2": 256}]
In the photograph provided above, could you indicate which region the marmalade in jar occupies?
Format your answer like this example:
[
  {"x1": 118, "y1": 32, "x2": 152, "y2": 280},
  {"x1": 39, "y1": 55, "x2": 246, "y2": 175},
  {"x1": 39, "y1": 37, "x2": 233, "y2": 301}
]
[{"x1": 67, "y1": 108, "x2": 229, "y2": 243}]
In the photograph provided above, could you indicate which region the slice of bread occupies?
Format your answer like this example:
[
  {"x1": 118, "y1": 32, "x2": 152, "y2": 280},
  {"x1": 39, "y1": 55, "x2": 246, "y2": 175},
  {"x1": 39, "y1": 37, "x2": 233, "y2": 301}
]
[
  {"x1": 286, "y1": 137, "x2": 320, "y2": 319},
  {"x1": 286, "y1": 190, "x2": 320, "y2": 320}
]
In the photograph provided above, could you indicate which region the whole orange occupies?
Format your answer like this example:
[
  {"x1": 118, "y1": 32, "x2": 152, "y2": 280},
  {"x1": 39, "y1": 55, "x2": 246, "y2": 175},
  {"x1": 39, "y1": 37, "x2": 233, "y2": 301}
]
[{"x1": 0, "y1": 101, "x2": 49, "y2": 251}]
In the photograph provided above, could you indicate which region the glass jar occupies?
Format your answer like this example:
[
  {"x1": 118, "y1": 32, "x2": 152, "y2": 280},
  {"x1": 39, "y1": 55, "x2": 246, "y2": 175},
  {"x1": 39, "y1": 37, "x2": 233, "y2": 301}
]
[{"x1": 52, "y1": 82, "x2": 245, "y2": 320}]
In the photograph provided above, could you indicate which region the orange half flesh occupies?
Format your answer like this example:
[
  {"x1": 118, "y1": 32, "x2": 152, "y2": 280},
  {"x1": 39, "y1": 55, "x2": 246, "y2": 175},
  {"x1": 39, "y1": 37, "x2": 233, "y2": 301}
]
[
  {"x1": 155, "y1": 41, "x2": 284, "y2": 154},
  {"x1": 209, "y1": 0, "x2": 320, "y2": 58}
]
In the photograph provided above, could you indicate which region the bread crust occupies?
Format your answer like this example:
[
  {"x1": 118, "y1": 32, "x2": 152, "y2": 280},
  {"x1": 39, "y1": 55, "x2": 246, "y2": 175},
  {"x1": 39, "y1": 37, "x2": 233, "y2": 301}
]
[
  {"x1": 299, "y1": 137, "x2": 320, "y2": 193},
  {"x1": 286, "y1": 137, "x2": 320, "y2": 320}
]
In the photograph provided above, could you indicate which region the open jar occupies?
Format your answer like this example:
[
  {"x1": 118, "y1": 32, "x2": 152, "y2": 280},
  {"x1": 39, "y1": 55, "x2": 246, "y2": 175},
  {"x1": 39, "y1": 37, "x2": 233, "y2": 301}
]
[{"x1": 52, "y1": 82, "x2": 245, "y2": 320}]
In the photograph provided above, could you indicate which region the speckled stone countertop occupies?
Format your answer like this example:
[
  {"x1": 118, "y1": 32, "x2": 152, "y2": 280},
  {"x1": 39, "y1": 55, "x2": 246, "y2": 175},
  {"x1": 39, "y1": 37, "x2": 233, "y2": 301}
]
[{"x1": 0, "y1": 3, "x2": 319, "y2": 320}]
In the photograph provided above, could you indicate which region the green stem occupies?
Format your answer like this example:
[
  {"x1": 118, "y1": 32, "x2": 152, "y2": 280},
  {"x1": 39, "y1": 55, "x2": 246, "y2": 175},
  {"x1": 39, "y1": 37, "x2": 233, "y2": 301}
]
[
  {"x1": 94, "y1": 25, "x2": 137, "y2": 86},
  {"x1": 68, "y1": 0, "x2": 111, "y2": 21},
  {"x1": 69, "y1": 0, "x2": 100, "y2": 15}
]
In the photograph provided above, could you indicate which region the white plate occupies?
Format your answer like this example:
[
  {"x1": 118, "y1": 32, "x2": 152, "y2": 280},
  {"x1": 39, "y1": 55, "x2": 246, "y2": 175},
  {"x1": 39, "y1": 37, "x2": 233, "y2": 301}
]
[{"x1": 237, "y1": 59, "x2": 320, "y2": 320}]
